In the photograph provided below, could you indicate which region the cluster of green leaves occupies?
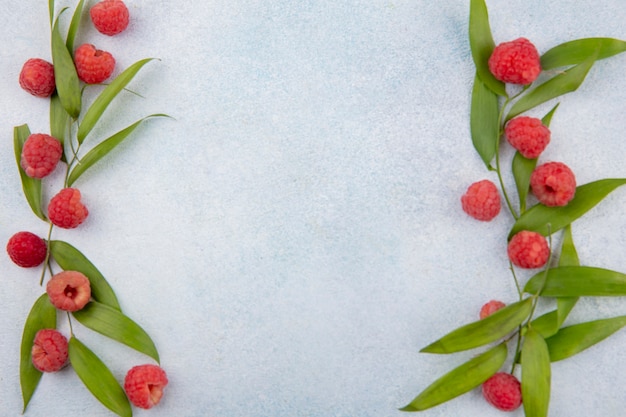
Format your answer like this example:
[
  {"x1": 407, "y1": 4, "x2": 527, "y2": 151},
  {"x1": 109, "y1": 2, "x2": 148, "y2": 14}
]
[
  {"x1": 15, "y1": 1, "x2": 166, "y2": 416},
  {"x1": 402, "y1": 0, "x2": 626, "y2": 415}
]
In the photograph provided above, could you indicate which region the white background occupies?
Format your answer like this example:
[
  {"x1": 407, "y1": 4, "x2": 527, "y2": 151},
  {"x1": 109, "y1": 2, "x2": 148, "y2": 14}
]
[{"x1": 1, "y1": 0, "x2": 625, "y2": 416}]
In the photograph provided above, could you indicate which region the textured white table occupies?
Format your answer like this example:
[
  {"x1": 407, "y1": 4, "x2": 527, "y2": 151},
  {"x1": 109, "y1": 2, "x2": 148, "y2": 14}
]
[{"x1": 1, "y1": 1, "x2": 625, "y2": 416}]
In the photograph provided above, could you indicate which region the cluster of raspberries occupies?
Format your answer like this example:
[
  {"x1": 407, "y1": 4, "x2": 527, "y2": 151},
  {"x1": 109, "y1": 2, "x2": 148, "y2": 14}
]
[
  {"x1": 460, "y1": 37, "x2": 583, "y2": 412},
  {"x1": 11, "y1": 1, "x2": 169, "y2": 411}
]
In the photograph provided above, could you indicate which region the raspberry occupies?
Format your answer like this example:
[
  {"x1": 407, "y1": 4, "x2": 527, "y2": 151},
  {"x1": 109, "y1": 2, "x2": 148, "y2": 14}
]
[
  {"x1": 20, "y1": 133, "x2": 63, "y2": 179},
  {"x1": 505, "y1": 116, "x2": 551, "y2": 159},
  {"x1": 530, "y1": 162, "x2": 577, "y2": 207},
  {"x1": 479, "y1": 300, "x2": 506, "y2": 319},
  {"x1": 31, "y1": 329, "x2": 69, "y2": 372},
  {"x1": 124, "y1": 364, "x2": 169, "y2": 409},
  {"x1": 461, "y1": 180, "x2": 501, "y2": 221},
  {"x1": 74, "y1": 43, "x2": 115, "y2": 84},
  {"x1": 19, "y1": 58, "x2": 56, "y2": 97},
  {"x1": 90, "y1": 0, "x2": 130, "y2": 36},
  {"x1": 46, "y1": 270, "x2": 91, "y2": 312},
  {"x1": 6, "y1": 231, "x2": 47, "y2": 268},
  {"x1": 482, "y1": 372, "x2": 522, "y2": 411},
  {"x1": 488, "y1": 38, "x2": 541, "y2": 85},
  {"x1": 48, "y1": 188, "x2": 89, "y2": 229},
  {"x1": 508, "y1": 230, "x2": 550, "y2": 269}
]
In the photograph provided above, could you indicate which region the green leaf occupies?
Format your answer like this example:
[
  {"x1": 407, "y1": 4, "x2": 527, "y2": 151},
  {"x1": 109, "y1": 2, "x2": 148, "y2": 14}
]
[
  {"x1": 512, "y1": 153, "x2": 537, "y2": 213},
  {"x1": 14, "y1": 125, "x2": 46, "y2": 220},
  {"x1": 48, "y1": 0, "x2": 55, "y2": 26},
  {"x1": 51, "y1": 11, "x2": 81, "y2": 119},
  {"x1": 20, "y1": 294, "x2": 57, "y2": 412},
  {"x1": 506, "y1": 55, "x2": 596, "y2": 121},
  {"x1": 49, "y1": 240, "x2": 121, "y2": 311},
  {"x1": 77, "y1": 58, "x2": 156, "y2": 144},
  {"x1": 73, "y1": 301, "x2": 160, "y2": 362},
  {"x1": 421, "y1": 298, "x2": 532, "y2": 354},
  {"x1": 541, "y1": 38, "x2": 626, "y2": 70},
  {"x1": 400, "y1": 343, "x2": 507, "y2": 411},
  {"x1": 546, "y1": 316, "x2": 626, "y2": 362},
  {"x1": 522, "y1": 328, "x2": 551, "y2": 417},
  {"x1": 50, "y1": 93, "x2": 70, "y2": 162},
  {"x1": 540, "y1": 102, "x2": 560, "y2": 128},
  {"x1": 68, "y1": 114, "x2": 169, "y2": 186},
  {"x1": 509, "y1": 178, "x2": 626, "y2": 239},
  {"x1": 468, "y1": 0, "x2": 506, "y2": 96},
  {"x1": 66, "y1": 0, "x2": 86, "y2": 52},
  {"x1": 68, "y1": 337, "x2": 132, "y2": 417},
  {"x1": 525, "y1": 266, "x2": 626, "y2": 297},
  {"x1": 470, "y1": 73, "x2": 500, "y2": 168}
]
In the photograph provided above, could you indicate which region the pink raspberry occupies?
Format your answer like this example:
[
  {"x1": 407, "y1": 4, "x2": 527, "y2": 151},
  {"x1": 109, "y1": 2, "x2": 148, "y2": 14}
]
[
  {"x1": 31, "y1": 329, "x2": 69, "y2": 372},
  {"x1": 530, "y1": 162, "x2": 577, "y2": 207},
  {"x1": 6, "y1": 231, "x2": 47, "y2": 268},
  {"x1": 20, "y1": 133, "x2": 63, "y2": 179},
  {"x1": 505, "y1": 116, "x2": 551, "y2": 159},
  {"x1": 124, "y1": 364, "x2": 169, "y2": 409},
  {"x1": 90, "y1": 0, "x2": 130, "y2": 36},
  {"x1": 461, "y1": 180, "x2": 501, "y2": 221},
  {"x1": 488, "y1": 38, "x2": 541, "y2": 85},
  {"x1": 47, "y1": 188, "x2": 89, "y2": 229},
  {"x1": 479, "y1": 300, "x2": 506, "y2": 319},
  {"x1": 19, "y1": 58, "x2": 56, "y2": 97},
  {"x1": 46, "y1": 270, "x2": 91, "y2": 312},
  {"x1": 74, "y1": 43, "x2": 115, "y2": 84},
  {"x1": 508, "y1": 230, "x2": 550, "y2": 269},
  {"x1": 482, "y1": 372, "x2": 522, "y2": 411}
]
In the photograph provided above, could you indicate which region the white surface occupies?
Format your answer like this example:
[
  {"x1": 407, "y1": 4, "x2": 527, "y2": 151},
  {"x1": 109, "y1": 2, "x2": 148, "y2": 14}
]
[{"x1": 1, "y1": 1, "x2": 626, "y2": 416}]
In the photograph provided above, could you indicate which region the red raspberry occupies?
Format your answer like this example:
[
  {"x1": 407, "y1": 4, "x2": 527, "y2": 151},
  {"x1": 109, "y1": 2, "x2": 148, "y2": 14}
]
[
  {"x1": 20, "y1": 133, "x2": 63, "y2": 179},
  {"x1": 482, "y1": 372, "x2": 522, "y2": 411},
  {"x1": 530, "y1": 162, "x2": 576, "y2": 207},
  {"x1": 505, "y1": 116, "x2": 551, "y2": 159},
  {"x1": 6, "y1": 231, "x2": 47, "y2": 268},
  {"x1": 46, "y1": 270, "x2": 91, "y2": 312},
  {"x1": 74, "y1": 43, "x2": 115, "y2": 84},
  {"x1": 508, "y1": 230, "x2": 550, "y2": 269},
  {"x1": 124, "y1": 364, "x2": 169, "y2": 409},
  {"x1": 488, "y1": 38, "x2": 541, "y2": 85},
  {"x1": 31, "y1": 329, "x2": 69, "y2": 372},
  {"x1": 90, "y1": 0, "x2": 130, "y2": 36},
  {"x1": 48, "y1": 188, "x2": 89, "y2": 229},
  {"x1": 479, "y1": 300, "x2": 506, "y2": 319},
  {"x1": 461, "y1": 180, "x2": 501, "y2": 221},
  {"x1": 19, "y1": 58, "x2": 56, "y2": 97}
]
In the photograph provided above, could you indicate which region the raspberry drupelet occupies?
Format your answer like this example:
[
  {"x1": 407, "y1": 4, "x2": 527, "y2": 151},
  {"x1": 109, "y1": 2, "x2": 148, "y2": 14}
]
[
  {"x1": 488, "y1": 38, "x2": 541, "y2": 85},
  {"x1": 505, "y1": 116, "x2": 551, "y2": 159},
  {"x1": 461, "y1": 180, "x2": 501, "y2": 221}
]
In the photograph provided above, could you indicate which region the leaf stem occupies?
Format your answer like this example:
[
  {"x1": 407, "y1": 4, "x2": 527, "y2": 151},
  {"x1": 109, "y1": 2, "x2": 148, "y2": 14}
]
[{"x1": 39, "y1": 222, "x2": 56, "y2": 286}]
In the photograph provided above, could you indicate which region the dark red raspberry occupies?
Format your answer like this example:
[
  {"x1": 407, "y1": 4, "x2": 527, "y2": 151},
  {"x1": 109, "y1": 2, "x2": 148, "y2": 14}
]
[
  {"x1": 479, "y1": 300, "x2": 506, "y2": 319},
  {"x1": 20, "y1": 133, "x2": 63, "y2": 179},
  {"x1": 505, "y1": 116, "x2": 551, "y2": 159},
  {"x1": 19, "y1": 58, "x2": 56, "y2": 97},
  {"x1": 508, "y1": 230, "x2": 550, "y2": 269},
  {"x1": 90, "y1": 0, "x2": 130, "y2": 36},
  {"x1": 530, "y1": 162, "x2": 577, "y2": 207},
  {"x1": 461, "y1": 180, "x2": 501, "y2": 221},
  {"x1": 482, "y1": 372, "x2": 522, "y2": 411},
  {"x1": 488, "y1": 38, "x2": 541, "y2": 85},
  {"x1": 6, "y1": 231, "x2": 47, "y2": 268},
  {"x1": 47, "y1": 188, "x2": 89, "y2": 229},
  {"x1": 124, "y1": 364, "x2": 169, "y2": 409},
  {"x1": 31, "y1": 329, "x2": 69, "y2": 372},
  {"x1": 46, "y1": 271, "x2": 91, "y2": 312},
  {"x1": 74, "y1": 43, "x2": 115, "y2": 84}
]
